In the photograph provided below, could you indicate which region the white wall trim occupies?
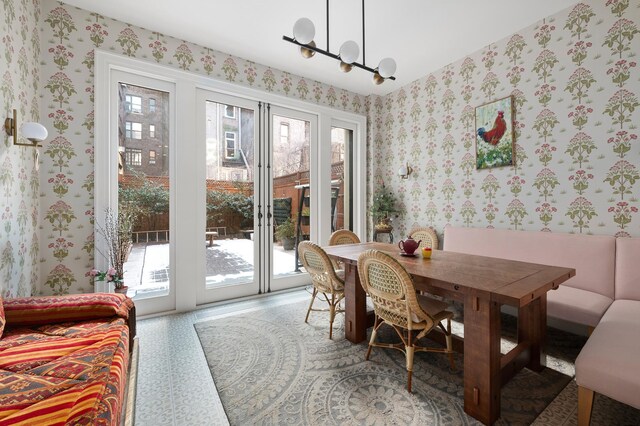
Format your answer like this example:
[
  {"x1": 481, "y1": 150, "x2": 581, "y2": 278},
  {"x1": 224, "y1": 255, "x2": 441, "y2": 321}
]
[{"x1": 95, "y1": 50, "x2": 366, "y2": 314}]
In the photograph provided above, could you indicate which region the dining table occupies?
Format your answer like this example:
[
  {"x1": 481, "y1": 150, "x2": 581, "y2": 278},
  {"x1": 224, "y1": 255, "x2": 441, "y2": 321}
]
[{"x1": 322, "y1": 242, "x2": 575, "y2": 425}]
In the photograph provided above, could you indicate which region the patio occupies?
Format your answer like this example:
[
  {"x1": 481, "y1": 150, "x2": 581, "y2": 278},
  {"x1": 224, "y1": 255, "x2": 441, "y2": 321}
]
[{"x1": 124, "y1": 238, "x2": 300, "y2": 299}]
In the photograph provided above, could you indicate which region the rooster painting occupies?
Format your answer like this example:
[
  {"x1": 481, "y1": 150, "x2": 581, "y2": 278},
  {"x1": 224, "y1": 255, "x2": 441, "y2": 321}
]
[
  {"x1": 477, "y1": 111, "x2": 507, "y2": 145},
  {"x1": 475, "y1": 96, "x2": 514, "y2": 170}
]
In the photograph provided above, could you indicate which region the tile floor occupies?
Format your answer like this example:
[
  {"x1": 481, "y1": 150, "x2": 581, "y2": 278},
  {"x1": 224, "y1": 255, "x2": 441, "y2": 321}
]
[{"x1": 134, "y1": 288, "x2": 312, "y2": 425}]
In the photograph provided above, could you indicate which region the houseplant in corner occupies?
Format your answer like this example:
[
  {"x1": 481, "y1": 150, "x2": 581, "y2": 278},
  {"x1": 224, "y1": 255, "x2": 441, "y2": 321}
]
[
  {"x1": 94, "y1": 207, "x2": 134, "y2": 294},
  {"x1": 276, "y1": 217, "x2": 296, "y2": 250},
  {"x1": 370, "y1": 184, "x2": 400, "y2": 231}
]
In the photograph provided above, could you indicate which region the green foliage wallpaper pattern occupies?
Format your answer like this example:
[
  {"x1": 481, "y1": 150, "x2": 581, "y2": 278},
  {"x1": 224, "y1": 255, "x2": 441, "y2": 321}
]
[
  {"x1": 368, "y1": 1, "x2": 639, "y2": 244},
  {"x1": 0, "y1": 0, "x2": 41, "y2": 297},
  {"x1": 38, "y1": 0, "x2": 363, "y2": 295}
]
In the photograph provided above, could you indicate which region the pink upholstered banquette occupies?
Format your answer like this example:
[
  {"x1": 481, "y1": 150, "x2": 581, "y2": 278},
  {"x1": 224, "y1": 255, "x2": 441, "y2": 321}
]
[{"x1": 443, "y1": 226, "x2": 615, "y2": 327}]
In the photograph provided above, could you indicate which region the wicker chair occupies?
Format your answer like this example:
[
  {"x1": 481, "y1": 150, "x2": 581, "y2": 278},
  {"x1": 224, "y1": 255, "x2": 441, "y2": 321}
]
[
  {"x1": 328, "y1": 230, "x2": 361, "y2": 270},
  {"x1": 408, "y1": 227, "x2": 439, "y2": 250},
  {"x1": 357, "y1": 249, "x2": 455, "y2": 392},
  {"x1": 328, "y1": 230, "x2": 361, "y2": 246},
  {"x1": 298, "y1": 241, "x2": 345, "y2": 339}
]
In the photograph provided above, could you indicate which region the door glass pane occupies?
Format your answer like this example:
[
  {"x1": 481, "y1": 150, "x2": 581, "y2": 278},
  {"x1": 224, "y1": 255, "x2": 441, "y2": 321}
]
[
  {"x1": 272, "y1": 115, "x2": 310, "y2": 277},
  {"x1": 330, "y1": 127, "x2": 353, "y2": 231},
  {"x1": 205, "y1": 101, "x2": 255, "y2": 288},
  {"x1": 119, "y1": 83, "x2": 170, "y2": 300}
]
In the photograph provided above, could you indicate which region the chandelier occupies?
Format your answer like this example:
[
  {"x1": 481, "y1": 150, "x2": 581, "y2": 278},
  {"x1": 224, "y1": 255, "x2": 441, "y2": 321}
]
[{"x1": 282, "y1": 0, "x2": 397, "y2": 85}]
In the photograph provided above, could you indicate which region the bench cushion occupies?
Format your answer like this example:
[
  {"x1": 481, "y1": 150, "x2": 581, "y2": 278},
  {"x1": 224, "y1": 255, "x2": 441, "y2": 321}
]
[
  {"x1": 575, "y1": 300, "x2": 640, "y2": 409},
  {"x1": 547, "y1": 286, "x2": 613, "y2": 328},
  {"x1": 443, "y1": 227, "x2": 616, "y2": 299},
  {"x1": 615, "y1": 237, "x2": 640, "y2": 301}
]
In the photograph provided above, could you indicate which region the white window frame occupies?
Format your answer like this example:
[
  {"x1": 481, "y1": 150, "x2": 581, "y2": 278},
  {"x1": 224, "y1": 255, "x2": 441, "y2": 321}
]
[
  {"x1": 224, "y1": 104, "x2": 235, "y2": 118},
  {"x1": 224, "y1": 131, "x2": 237, "y2": 158},
  {"x1": 125, "y1": 147, "x2": 142, "y2": 166},
  {"x1": 149, "y1": 150, "x2": 156, "y2": 165},
  {"x1": 95, "y1": 50, "x2": 366, "y2": 314},
  {"x1": 125, "y1": 121, "x2": 142, "y2": 139},
  {"x1": 149, "y1": 124, "x2": 155, "y2": 138},
  {"x1": 149, "y1": 98, "x2": 156, "y2": 112},
  {"x1": 125, "y1": 94, "x2": 142, "y2": 113}
]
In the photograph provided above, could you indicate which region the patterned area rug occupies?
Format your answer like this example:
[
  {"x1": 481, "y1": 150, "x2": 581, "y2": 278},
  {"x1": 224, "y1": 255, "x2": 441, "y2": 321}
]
[{"x1": 194, "y1": 298, "x2": 588, "y2": 425}]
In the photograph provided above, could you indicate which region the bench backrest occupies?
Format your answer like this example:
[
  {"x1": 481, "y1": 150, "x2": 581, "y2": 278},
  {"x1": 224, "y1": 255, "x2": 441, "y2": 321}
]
[
  {"x1": 443, "y1": 226, "x2": 616, "y2": 299},
  {"x1": 615, "y1": 237, "x2": 640, "y2": 301}
]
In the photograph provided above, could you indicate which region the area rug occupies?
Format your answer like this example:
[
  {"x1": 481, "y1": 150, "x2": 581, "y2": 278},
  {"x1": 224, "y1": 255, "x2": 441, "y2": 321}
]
[{"x1": 195, "y1": 299, "x2": 578, "y2": 425}]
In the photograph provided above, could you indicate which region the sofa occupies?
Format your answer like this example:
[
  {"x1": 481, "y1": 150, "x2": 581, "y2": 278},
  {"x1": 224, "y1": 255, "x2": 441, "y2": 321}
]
[
  {"x1": 0, "y1": 293, "x2": 137, "y2": 425},
  {"x1": 575, "y1": 237, "x2": 640, "y2": 425},
  {"x1": 443, "y1": 226, "x2": 639, "y2": 424}
]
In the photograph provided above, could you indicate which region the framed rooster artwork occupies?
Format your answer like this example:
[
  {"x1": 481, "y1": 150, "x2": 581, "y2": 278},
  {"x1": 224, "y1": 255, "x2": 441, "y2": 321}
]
[{"x1": 474, "y1": 95, "x2": 515, "y2": 169}]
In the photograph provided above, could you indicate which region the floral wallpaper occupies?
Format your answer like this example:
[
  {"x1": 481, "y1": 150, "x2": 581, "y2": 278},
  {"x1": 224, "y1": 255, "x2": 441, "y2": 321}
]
[
  {"x1": 38, "y1": 0, "x2": 364, "y2": 295},
  {"x1": 368, "y1": 1, "x2": 640, "y2": 244},
  {"x1": 0, "y1": 0, "x2": 41, "y2": 297}
]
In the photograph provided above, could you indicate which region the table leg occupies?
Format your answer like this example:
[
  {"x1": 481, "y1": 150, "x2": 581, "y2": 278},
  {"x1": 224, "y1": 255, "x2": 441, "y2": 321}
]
[
  {"x1": 518, "y1": 293, "x2": 547, "y2": 372},
  {"x1": 463, "y1": 294, "x2": 501, "y2": 425},
  {"x1": 343, "y1": 263, "x2": 367, "y2": 343}
]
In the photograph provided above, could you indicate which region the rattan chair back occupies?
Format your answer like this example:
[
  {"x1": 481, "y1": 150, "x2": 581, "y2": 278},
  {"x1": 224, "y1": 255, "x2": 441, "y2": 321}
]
[
  {"x1": 357, "y1": 249, "x2": 435, "y2": 331},
  {"x1": 299, "y1": 241, "x2": 344, "y2": 294},
  {"x1": 329, "y1": 230, "x2": 361, "y2": 246},
  {"x1": 408, "y1": 227, "x2": 439, "y2": 250}
]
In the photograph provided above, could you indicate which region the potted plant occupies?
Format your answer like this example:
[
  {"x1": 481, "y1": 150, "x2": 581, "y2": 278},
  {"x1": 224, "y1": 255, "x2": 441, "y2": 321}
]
[
  {"x1": 94, "y1": 208, "x2": 134, "y2": 293},
  {"x1": 370, "y1": 184, "x2": 400, "y2": 231},
  {"x1": 275, "y1": 217, "x2": 296, "y2": 250}
]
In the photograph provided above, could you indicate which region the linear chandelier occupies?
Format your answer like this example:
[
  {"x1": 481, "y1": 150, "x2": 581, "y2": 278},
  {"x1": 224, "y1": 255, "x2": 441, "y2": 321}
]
[{"x1": 282, "y1": 0, "x2": 397, "y2": 85}]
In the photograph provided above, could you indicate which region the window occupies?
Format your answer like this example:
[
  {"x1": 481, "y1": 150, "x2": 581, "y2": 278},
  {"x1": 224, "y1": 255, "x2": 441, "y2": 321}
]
[
  {"x1": 224, "y1": 105, "x2": 235, "y2": 118},
  {"x1": 149, "y1": 124, "x2": 155, "y2": 138},
  {"x1": 125, "y1": 121, "x2": 142, "y2": 139},
  {"x1": 280, "y1": 123, "x2": 289, "y2": 145},
  {"x1": 225, "y1": 132, "x2": 237, "y2": 158},
  {"x1": 125, "y1": 148, "x2": 142, "y2": 166},
  {"x1": 149, "y1": 98, "x2": 156, "y2": 112},
  {"x1": 149, "y1": 150, "x2": 156, "y2": 165},
  {"x1": 125, "y1": 95, "x2": 142, "y2": 113}
]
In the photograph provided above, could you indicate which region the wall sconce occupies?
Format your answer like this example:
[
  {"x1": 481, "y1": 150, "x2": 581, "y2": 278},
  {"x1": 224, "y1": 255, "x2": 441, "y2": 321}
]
[
  {"x1": 398, "y1": 162, "x2": 413, "y2": 179},
  {"x1": 4, "y1": 109, "x2": 48, "y2": 147}
]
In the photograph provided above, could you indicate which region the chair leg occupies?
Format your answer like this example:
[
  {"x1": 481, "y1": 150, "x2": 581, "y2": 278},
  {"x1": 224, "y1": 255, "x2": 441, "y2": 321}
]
[
  {"x1": 445, "y1": 319, "x2": 455, "y2": 370},
  {"x1": 406, "y1": 331, "x2": 414, "y2": 393},
  {"x1": 578, "y1": 386, "x2": 595, "y2": 426},
  {"x1": 366, "y1": 316, "x2": 381, "y2": 360},
  {"x1": 329, "y1": 293, "x2": 335, "y2": 340},
  {"x1": 305, "y1": 287, "x2": 317, "y2": 323}
]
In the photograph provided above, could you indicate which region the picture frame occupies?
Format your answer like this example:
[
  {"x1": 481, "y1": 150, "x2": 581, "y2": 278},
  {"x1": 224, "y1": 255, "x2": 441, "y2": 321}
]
[{"x1": 474, "y1": 95, "x2": 515, "y2": 170}]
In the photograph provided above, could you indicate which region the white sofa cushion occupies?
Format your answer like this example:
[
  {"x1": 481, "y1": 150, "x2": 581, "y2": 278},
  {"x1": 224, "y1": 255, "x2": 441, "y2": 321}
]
[
  {"x1": 547, "y1": 286, "x2": 613, "y2": 328},
  {"x1": 615, "y1": 237, "x2": 640, "y2": 301},
  {"x1": 575, "y1": 300, "x2": 640, "y2": 409}
]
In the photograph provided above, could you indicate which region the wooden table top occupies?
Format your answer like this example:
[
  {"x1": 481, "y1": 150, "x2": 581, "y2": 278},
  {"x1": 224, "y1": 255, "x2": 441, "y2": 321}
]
[{"x1": 323, "y1": 242, "x2": 575, "y2": 307}]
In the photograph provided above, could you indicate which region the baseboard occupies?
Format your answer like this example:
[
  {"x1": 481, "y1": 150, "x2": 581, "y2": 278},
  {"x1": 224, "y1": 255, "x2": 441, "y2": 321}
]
[{"x1": 123, "y1": 336, "x2": 140, "y2": 426}]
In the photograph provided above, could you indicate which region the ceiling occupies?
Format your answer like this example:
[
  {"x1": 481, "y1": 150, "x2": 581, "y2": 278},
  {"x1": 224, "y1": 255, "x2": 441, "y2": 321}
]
[{"x1": 62, "y1": 0, "x2": 578, "y2": 96}]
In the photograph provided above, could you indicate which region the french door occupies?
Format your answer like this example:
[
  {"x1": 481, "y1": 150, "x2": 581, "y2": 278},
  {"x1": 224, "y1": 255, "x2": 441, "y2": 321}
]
[
  {"x1": 196, "y1": 91, "x2": 317, "y2": 304},
  {"x1": 100, "y1": 70, "x2": 177, "y2": 316},
  {"x1": 97, "y1": 51, "x2": 365, "y2": 315}
]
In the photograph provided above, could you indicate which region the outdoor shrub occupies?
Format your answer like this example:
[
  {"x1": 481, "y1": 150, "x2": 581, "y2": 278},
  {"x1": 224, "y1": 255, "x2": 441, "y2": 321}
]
[{"x1": 206, "y1": 190, "x2": 253, "y2": 230}]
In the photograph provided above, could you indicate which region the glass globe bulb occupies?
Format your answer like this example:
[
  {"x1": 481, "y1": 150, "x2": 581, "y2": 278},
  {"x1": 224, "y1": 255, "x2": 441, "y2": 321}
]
[
  {"x1": 293, "y1": 18, "x2": 315, "y2": 45},
  {"x1": 378, "y1": 57, "x2": 397, "y2": 79},
  {"x1": 339, "y1": 40, "x2": 359, "y2": 64}
]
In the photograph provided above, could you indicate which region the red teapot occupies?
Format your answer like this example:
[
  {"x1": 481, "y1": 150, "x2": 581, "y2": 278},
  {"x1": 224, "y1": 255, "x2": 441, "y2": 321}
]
[{"x1": 398, "y1": 236, "x2": 421, "y2": 255}]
